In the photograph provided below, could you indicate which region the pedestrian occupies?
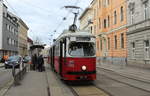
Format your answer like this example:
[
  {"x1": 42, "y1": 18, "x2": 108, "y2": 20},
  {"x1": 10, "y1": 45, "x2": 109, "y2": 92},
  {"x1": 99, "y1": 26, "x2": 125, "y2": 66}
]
[
  {"x1": 37, "y1": 55, "x2": 44, "y2": 72},
  {"x1": 32, "y1": 54, "x2": 37, "y2": 70}
]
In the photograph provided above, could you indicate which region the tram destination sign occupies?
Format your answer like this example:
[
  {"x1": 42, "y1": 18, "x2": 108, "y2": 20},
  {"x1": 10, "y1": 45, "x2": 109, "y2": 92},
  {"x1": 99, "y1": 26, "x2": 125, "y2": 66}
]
[{"x1": 76, "y1": 37, "x2": 90, "y2": 41}]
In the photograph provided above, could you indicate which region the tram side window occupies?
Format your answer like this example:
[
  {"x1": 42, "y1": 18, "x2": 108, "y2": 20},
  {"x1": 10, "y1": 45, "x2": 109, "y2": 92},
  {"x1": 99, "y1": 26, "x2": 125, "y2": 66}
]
[{"x1": 69, "y1": 42, "x2": 95, "y2": 56}]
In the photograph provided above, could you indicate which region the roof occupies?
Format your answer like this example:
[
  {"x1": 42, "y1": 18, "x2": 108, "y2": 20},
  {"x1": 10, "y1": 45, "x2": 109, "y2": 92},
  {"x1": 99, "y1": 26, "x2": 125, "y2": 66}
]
[
  {"x1": 79, "y1": 7, "x2": 91, "y2": 20},
  {"x1": 27, "y1": 37, "x2": 33, "y2": 44},
  {"x1": 19, "y1": 18, "x2": 29, "y2": 30}
]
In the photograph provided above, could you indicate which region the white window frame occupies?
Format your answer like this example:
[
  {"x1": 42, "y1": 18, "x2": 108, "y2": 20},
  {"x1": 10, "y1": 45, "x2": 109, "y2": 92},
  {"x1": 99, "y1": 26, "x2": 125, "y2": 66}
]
[
  {"x1": 131, "y1": 11, "x2": 134, "y2": 24},
  {"x1": 144, "y1": 4, "x2": 149, "y2": 20},
  {"x1": 114, "y1": 11, "x2": 117, "y2": 24},
  {"x1": 120, "y1": 33, "x2": 124, "y2": 49},
  {"x1": 144, "y1": 40, "x2": 150, "y2": 60},
  {"x1": 131, "y1": 42, "x2": 136, "y2": 59}
]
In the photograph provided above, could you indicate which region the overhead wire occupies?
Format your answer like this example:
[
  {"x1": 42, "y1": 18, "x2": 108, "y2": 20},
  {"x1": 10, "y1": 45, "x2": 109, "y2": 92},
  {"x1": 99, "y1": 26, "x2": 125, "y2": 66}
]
[
  {"x1": 50, "y1": 0, "x2": 80, "y2": 43},
  {"x1": 4, "y1": 0, "x2": 20, "y2": 17},
  {"x1": 52, "y1": 0, "x2": 80, "y2": 33},
  {"x1": 17, "y1": 0, "x2": 53, "y2": 15}
]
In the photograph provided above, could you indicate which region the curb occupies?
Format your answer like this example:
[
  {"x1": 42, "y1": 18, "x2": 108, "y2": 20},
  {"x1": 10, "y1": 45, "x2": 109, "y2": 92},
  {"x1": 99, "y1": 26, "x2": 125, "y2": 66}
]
[{"x1": 0, "y1": 66, "x2": 4, "y2": 68}]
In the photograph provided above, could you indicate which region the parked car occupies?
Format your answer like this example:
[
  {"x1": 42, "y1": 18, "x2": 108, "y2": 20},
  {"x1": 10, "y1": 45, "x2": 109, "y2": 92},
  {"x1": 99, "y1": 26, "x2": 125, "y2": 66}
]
[
  {"x1": 5, "y1": 55, "x2": 22, "y2": 69},
  {"x1": 0, "y1": 56, "x2": 2, "y2": 62},
  {"x1": 23, "y1": 56, "x2": 31, "y2": 63}
]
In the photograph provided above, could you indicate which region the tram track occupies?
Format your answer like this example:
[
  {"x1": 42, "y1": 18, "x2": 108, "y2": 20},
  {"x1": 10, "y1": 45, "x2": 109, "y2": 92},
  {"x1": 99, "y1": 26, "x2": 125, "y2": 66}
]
[
  {"x1": 97, "y1": 67, "x2": 150, "y2": 93},
  {"x1": 68, "y1": 83, "x2": 110, "y2": 96},
  {"x1": 97, "y1": 67, "x2": 150, "y2": 84}
]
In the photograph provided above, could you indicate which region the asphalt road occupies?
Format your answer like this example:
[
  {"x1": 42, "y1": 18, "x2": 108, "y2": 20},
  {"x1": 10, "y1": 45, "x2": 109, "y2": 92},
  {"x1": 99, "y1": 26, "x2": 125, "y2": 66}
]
[{"x1": 95, "y1": 68, "x2": 150, "y2": 96}]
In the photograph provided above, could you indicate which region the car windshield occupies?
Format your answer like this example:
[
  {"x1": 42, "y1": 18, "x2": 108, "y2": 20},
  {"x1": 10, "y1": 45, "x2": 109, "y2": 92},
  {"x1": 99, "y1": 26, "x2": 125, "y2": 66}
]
[
  {"x1": 24, "y1": 56, "x2": 31, "y2": 60},
  {"x1": 69, "y1": 42, "x2": 95, "y2": 56},
  {"x1": 8, "y1": 56, "x2": 19, "y2": 61}
]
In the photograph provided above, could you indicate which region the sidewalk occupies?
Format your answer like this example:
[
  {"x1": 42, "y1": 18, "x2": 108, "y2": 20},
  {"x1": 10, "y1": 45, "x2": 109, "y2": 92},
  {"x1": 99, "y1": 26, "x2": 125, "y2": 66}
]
[
  {"x1": 98, "y1": 63, "x2": 150, "y2": 83},
  {"x1": 4, "y1": 64, "x2": 74, "y2": 96},
  {"x1": 4, "y1": 71, "x2": 48, "y2": 96}
]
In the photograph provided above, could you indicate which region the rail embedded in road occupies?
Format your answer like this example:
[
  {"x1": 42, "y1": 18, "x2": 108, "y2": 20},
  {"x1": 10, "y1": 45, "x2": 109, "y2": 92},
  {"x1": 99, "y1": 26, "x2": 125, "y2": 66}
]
[{"x1": 68, "y1": 84, "x2": 109, "y2": 96}]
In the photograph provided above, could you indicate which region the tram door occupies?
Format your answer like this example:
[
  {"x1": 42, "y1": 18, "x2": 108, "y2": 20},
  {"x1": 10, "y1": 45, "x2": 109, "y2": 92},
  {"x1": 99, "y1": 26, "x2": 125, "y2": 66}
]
[{"x1": 59, "y1": 39, "x2": 66, "y2": 77}]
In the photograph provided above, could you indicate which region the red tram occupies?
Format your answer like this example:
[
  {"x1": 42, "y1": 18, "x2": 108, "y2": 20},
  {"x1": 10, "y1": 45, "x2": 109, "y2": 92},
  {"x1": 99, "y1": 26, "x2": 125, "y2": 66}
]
[{"x1": 49, "y1": 30, "x2": 96, "y2": 81}]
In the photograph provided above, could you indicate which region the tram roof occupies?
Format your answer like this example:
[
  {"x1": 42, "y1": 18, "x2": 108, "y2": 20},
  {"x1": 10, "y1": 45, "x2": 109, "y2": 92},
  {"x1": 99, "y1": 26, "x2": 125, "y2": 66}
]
[
  {"x1": 56, "y1": 30, "x2": 95, "y2": 40},
  {"x1": 49, "y1": 30, "x2": 95, "y2": 48}
]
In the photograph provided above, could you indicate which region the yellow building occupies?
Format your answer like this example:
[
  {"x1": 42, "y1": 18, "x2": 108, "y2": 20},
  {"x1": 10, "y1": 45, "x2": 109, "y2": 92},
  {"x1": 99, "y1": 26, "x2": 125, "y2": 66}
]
[
  {"x1": 18, "y1": 18, "x2": 29, "y2": 57},
  {"x1": 92, "y1": 0, "x2": 127, "y2": 65}
]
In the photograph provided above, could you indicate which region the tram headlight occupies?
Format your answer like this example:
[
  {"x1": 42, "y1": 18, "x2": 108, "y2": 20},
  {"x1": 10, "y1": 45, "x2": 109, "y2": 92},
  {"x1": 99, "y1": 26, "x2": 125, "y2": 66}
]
[{"x1": 82, "y1": 65, "x2": 86, "y2": 71}]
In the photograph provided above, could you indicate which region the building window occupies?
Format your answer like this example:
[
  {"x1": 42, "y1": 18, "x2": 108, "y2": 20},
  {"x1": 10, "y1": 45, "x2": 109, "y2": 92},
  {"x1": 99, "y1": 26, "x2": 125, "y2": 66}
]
[
  {"x1": 108, "y1": 15, "x2": 110, "y2": 27},
  {"x1": 108, "y1": 37, "x2": 110, "y2": 50},
  {"x1": 107, "y1": 0, "x2": 109, "y2": 5},
  {"x1": 7, "y1": 24, "x2": 9, "y2": 30},
  {"x1": 144, "y1": 40, "x2": 150, "y2": 59},
  {"x1": 130, "y1": 10, "x2": 134, "y2": 24},
  {"x1": 104, "y1": 19, "x2": 107, "y2": 28},
  {"x1": 114, "y1": 35, "x2": 117, "y2": 49},
  {"x1": 120, "y1": 6, "x2": 124, "y2": 21},
  {"x1": 11, "y1": 27, "x2": 13, "y2": 33},
  {"x1": 99, "y1": 18, "x2": 101, "y2": 29},
  {"x1": 12, "y1": 28, "x2": 14, "y2": 34},
  {"x1": 7, "y1": 38, "x2": 9, "y2": 45},
  {"x1": 11, "y1": 40, "x2": 13, "y2": 45},
  {"x1": 131, "y1": 42, "x2": 135, "y2": 59},
  {"x1": 94, "y1": 25, "x2": 96, "y2": 35},
  {"x1": 100, "y1": 40, "x2": 103, "y2": 50},
  {"x1": 90, "y1": 26, "x2": 92, "y2": 33},
  {"x1": 99, "y1": 0, "x2": 101, "y2": 8},
  {"x1": 121, "y1": 33, "x2": 124, "y2": 48},
  {"x1": 114, "y1": 11, "x2": 117, "y2": 24},
  {"x1": 9, "y1": 38, "x2": 11, "y2": 45},
  {"x1": 103, "y1": 0, "x2": 106, "y2": 7},
  {"x1": 97, "y1": 41, "x2": 100, "y2": 50},
  {"x1": 144, "y1": 4, "x2": 149, "y2": 20}
]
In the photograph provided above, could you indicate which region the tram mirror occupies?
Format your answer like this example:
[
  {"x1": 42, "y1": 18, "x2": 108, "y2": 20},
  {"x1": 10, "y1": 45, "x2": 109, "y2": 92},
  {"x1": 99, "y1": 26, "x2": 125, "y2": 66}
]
[{"x1": 53, "y1": 39, "x2": 56, "y2": 42}]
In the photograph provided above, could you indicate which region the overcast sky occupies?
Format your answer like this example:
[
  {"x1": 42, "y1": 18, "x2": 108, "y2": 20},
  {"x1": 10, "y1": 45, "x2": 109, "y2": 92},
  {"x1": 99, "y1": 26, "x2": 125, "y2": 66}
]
[{"x1": 4, "y1": 0, "x2": 92, "y2": 45}]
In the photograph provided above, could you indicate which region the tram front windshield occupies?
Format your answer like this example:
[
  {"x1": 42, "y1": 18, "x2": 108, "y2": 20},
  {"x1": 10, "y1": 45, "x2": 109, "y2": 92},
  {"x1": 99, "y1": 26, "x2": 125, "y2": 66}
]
[{"x1": 69, "y1": 42, "x2": 95, "y2": 56}]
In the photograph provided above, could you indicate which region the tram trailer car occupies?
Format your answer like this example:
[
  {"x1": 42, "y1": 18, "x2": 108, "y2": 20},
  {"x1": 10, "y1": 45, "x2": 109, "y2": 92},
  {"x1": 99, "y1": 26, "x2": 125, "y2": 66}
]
[{"x1": 49, "y1": 31, "x2": 96, "y2": 81}]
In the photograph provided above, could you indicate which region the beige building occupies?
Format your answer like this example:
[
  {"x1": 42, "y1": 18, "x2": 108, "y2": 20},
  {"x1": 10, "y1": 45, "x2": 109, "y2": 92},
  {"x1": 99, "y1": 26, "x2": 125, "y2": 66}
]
[
  {"x1": 18, "y1": 18, "x2": 29, "y2": 57},
  {"x1": 79, "y1": 7, "x2": 93, "y2": 33}
]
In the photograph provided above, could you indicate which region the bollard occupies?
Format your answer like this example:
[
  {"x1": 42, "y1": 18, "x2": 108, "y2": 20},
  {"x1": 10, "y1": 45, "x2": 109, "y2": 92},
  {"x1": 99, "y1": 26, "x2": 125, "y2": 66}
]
[
  {"x1": 12, "y1": 65, "x2": 16, "y2": 77},
  {"x1": 12, "y1": 65, "x2": 28, "y2": 86}
]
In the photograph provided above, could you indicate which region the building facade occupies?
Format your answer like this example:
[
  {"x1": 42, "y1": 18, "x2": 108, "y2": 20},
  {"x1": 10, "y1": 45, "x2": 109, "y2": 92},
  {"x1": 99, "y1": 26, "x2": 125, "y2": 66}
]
[
  {"x1": 0, "y1": 1, "x2": 19, "y2": 57},
  {"x1": 27, "y1": 37, "x2": 33, "y2": 56},
  {"x1": 18, "y1": 18, "x2": 29, "y2": 57},
  {"x1": 79, "y1": 7, "x2": 93, "y2": 33},
  {"x1": 127, "y1": 0, "x2": 150, "y2": 67},
  {"x1": 91, "y1": 0, "x2": 127, "y2": 65}
]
